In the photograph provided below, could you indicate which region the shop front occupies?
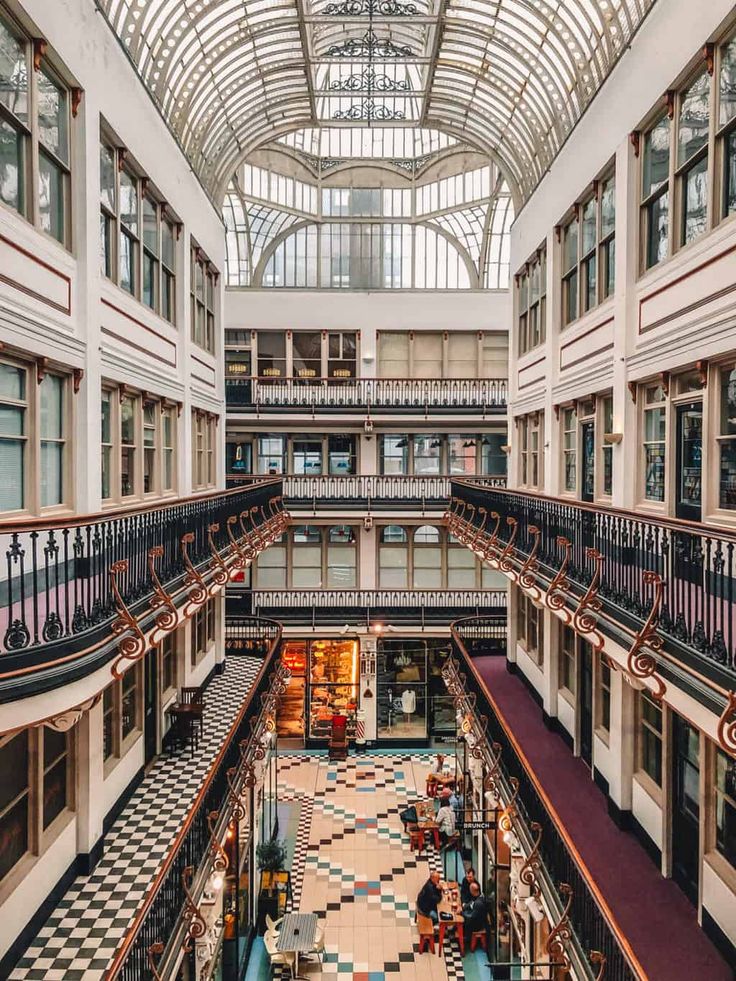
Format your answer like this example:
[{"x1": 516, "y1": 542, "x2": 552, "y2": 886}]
[{"x1": 376, "y1": 638, "x2": 453, "y2": 744}]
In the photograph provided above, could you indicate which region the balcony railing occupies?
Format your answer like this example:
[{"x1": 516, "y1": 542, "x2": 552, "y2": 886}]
[
  {"x1": 246, "y1": 587, "x2": 506, "y2": 626},
  {"x1": 448, "y1": 479, "x2": 736, "y2": 694},
  {"x1": 0, "y1": 481, "x2": 286, "y2": 698},
  {"x1": 448, "y1": 627, "x2": 640, "y2": 981},
  {"x1": 226, "y1": 474, "x2": 506, "y2": 509},
  {"x1": 451, "y1": 614, "x2": 508, "y2": 656},
  {"x1": 226, "y1": 376, "x2": 508, "y2": 413},
  {"x1": 107, "y1": 618, "x2": 284, "y2": 981}
]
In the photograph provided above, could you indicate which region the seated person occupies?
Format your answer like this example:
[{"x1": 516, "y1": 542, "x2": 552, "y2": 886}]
[
  {"x1": 462, "y1": 881, "x2": 489, "y2": 942},
  {"x1": 460, "y1": 867, "x2": 477, "y2": 904},
  {"x1": 416, "y1": 871, "x2": 443, "y2": 923},
  {"x1": 436, "y1": 798, "x2": 456, "y2": 844}
]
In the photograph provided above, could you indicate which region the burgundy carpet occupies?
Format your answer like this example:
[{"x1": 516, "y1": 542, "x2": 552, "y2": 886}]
[{"x1": 473, "y1": 656, "x2": 734, "y2": 981}]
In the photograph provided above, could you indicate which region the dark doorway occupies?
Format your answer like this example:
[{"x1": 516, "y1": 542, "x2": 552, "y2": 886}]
[
  {"x1": 675, "y1": 402, "x2": 702, "y2": 522},
  {"x1": 578, "y1": 639, "x2": 593, "y2": 767},
  {"x1": 144, "y1": 648, "x2": 158, "y2": 765},
  {"x1": 671, "y1": 712, "x2": 700, "y2": 904},
  {"x1": 580, "y1": 421, "x2": 595, "y2": 503}
]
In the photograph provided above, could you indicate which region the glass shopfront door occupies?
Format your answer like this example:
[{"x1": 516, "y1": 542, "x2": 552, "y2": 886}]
[
  {"x1": 376, "y1": 639, "x2": 450, "y2": 741},
  {"x1": 276, "y1": 639, "x2": 359, "y2": 744}
]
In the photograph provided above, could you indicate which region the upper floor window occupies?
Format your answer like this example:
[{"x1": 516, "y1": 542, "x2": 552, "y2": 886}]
[
  {"x1": 517, "y1": 247, "x2": 547, "y2": 356},
  {"x1": 559, "y1": 624, "x2": 576, "y2": 695},
  {"x1": 379, "y1": 433, "x2": 505, "y2": 477},
  {"x1": 677, "y1": 72, "x2": 710, "y2": 248},
  {"x1": 637, "y1": 690, "x2": 663, "y2": 788},
  {"x1": 191, "y1": 245, "x2": 217, "y2": 354},
  {"x1": 0, "y1": 357, "x2": 70, "y2": 515},
  {"x1": 100, "y1": 140, "x2": 176, "y2": 322},
  {"x1": 102, "y1": 384, "x2": 177, "y2": 503},
  {"x1": 378, "y1": 330, "x2": 507, "y2": 379},
  {"x1": 0, "y1": 14, "x2": 71, "y2": 247},
  {"x1": 719, "y1": 36, "x2": 736, "y2": 218},
  {"x1": 192, "y1": 409, "x2": 216, "y2": 490},
  {"x1": 641, "y1": 114, "x2": 671, "y2": 270},
  {"x1": 562, "y1": 406, "x2": 577, "y2": 493},
  {"x1": 517, "y1": 592, "x2": 544, "y2": 666},
  {"x1": 642, "y1": 383, "x2": 667, "y2": 503},
  {"x1": 718, "y1": 365, "x2": 736, "y2": 510},
  {"x1": 518, "y1": 412, "x2": 542, "y2": 490},
  {"x1": 561, "y1": 176, "x2": 615, "y2": 326},
  {"x1": 713, "y1": 748, "x2": 736, "y2": 869}
]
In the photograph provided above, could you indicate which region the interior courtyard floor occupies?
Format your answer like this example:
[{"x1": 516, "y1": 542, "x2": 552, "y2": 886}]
[{"x1": 258, "y1": 752, "x2": 490, "y2": 981}]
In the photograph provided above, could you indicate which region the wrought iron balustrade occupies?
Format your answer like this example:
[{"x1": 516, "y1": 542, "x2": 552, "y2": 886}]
[
  {"x1": 246, "y1": 587, "x2": 507, "y2": 626},
  {"x1": 451, "y1": 614, "x2": 507, "y2": 656},
  {"x1": 449, "y1": 627, "x2": 640, "y2": 981},
  {"x1": 448, "y1": 479, "x2": 736, "y2": 683},
  {"x1": 0, "y1": 481, "x2": 286, "y2": 692},
  {"x1": 227, "y1": 376, "x2": 508, "y2": 412},
  {"x1": 107, "y1": 620, "x2": 284, "y2": 981}
]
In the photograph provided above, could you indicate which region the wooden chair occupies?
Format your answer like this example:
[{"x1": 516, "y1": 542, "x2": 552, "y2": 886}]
[
  {"x1": 426, "y1": 776, "x2": 438, "y2": 798},
  {"x1": 417, "y1": 913, "x2": 436, "y2": 954},
  {"x1": 328, "y1": 714, "x2": 348, "y2": 761},
  {"x1": 470, "y1": 930, "x2": 488, "y2": 952},
  {"x1": 180, "y1": 686, "x2": 205, "y2": 737},
  {"x1": 407, "y1": 824, "x2": 426, "y2": 852}
]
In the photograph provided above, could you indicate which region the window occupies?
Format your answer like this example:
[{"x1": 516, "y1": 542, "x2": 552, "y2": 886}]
[
  {"x1": 192, "y1": 410, "x2": 216, "y2": 489},
  {"x1": 518, "y1": 413, "x2": 541, "y2": 489},
  {"x1": 559, "y1": 624, "x2": 576, "y2": 694},
  {"x1": 192, "y1": 599, "x2": 216, "y2": 665},
  {"x1": 102, "y1": 684, "x2": 115, "y2": 761},
  {"x1": 718, "y1": 366, "x2": 736, "y2": 510},
  {"x1": 601, "y1": 395, "x2": 614, "y2": 497},
  {"x1": 191, "y1": 245, "x2": 217, "y2": 353},
  {"x1": 481, "y1": 434, "x2": 506, "y2": 477},
  {"x1": 377, "y1": 331, "x2": 506, "y2": 379},
  {"x1": 143, "y1": 400, "x2": 157, "y2": 494},
  {"x1": 162, "y1": 406, "x2": 176, "y2": 492},
  {"x1": 161, "y1": 218, "x2": 176, "y2": 323},
  {"x1": 599, "y1": 176, "x2": 616, "y2": 299},
  {"x1": 292, "y1": 525, "x2": 322, "y2": 588},
  {"x1": 328, "y1": 332, "x2": 357, "y2": 378},
  {"x1": 121, "y1": 666, "x2": 139, "y2": 739},
  {"x1": 561, "y1": 217, "x2": 579, "y2": 325},
  {"x1": 161, "y1": 632, "x2": 177, "y2": 693},
  {"x1": 381, "y1": 435, "x2": 409, "y2": 475},
  {"x1": 413, "y1": 435, "x2": 441, "y2": 475},
  {"x1": 597, "y1": 653, "x2": 611, "y2": 735},
  {"x1": 714, "y1": 748, "x2": 736, "y2": 869},
  {"x1": 580, "y1": 197, "x2": 597, "y2": 314},
  {"x1": 413, "y1": 525, "x2": 442, "y2": 588},
  {"x1": 328, "y1": 436, "x2": 355, "y2": 475},
  {"x1": 562, "y1": 406, "x2": 577, "y2": 494},
  {"x1": 257, "y1": 435, "x2": 285, "y2": 475},
  {"x1": 100, "y1": 143, "x2": 116, "y2": 278},
  {"x1": 0, "y1": 14, "x2": 71, "y2": 246},
  {"x1": 448, "y1": 436, "x2": 476, "y2": 475},
  {"x1": 447, "y1": 533, "x2": 476, "y2": 587},
  {"x1": 119, "y1": 168, "x2": 139, "y2": 294},
  {"x1": 256, "y1": 533, "x2": 287, "y2": 588},
  {"x1": 719, "y1": 36, "x2": 736, "y2": 218},
  {"x1": 0, "y1": 726, "x2": 74, "y2": 884},
  {"x1": 102, "y1": 385, "x2": 176, "y2": 503},
  {"x1": 517, "y1": 593, "x2": 544, "y2": 664},
  {"x1": 642, "y1": 115, "x2": 671, "y2": 269},
  {"x1": 142, "y1": 195, "x2": 159, "y2": 310},
  {"x1": 292, "y1": 332, "x2": 321, "y2": 378},
  {"x1": 379, "y1": 525, "x2": 409, "y2": 588},
  {"x1": 517, "y1": 248, "x2": 546, "y2": 355},
  {"x1": 637, "y1": 690, "x2": 663, "y2": 787},
  {"x1": 293, "y1": 437, "x2": 322, "y2": 475},
  {"x1": 257, "y1": 332, "x2": 286, "y2": 378},
  {"x1": 642, "y1": 384, "x2": 666, "y2": 502},
  {"x1": 677, "y1": 72, "x2": 710, "y2": 248},
  {"x1": 103, "y1": 669, "x2": 142, "y2": 766},
  {"x1": 120, "y1": 394, "x2": 137, "y2": 498},
  {"x1": 0, "y1": 359, "x2": 70, "y2": 515},
  {"x1": 326, "y1": 525, "x2": 357, "y2": 587}
]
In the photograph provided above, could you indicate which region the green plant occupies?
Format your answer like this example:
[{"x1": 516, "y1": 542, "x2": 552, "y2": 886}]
[{"x1": 257, "y1": 838, "x2": 287, "y2": 872}]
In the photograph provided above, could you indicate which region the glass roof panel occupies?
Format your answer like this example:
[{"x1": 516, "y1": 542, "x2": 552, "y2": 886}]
[{"x1": 98, "y1": 0, "x2": 657, "y2": 204}]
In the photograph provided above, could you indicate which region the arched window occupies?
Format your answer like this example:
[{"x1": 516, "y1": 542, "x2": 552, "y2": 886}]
[
  {"x1": 413, "y1": 525, "x2": 442, "y2": 588},
  {"x1": 292, "y1": 525, "x2": 322, "y2": 587},
  {"x1": 327, "y1": 525, "x2": 357, "y2": 588},
  {"x1": 379, "y1": 525, "x2": 408, "y2": 588}
]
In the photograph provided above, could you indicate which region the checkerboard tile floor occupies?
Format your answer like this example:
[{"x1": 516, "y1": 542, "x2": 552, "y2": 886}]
[
  {"x1": 9, "y1": 655, "x2": 262, "y2": 981},
  {"x1": 275, "y1": 753, "x2": 468, "y2": 981}
]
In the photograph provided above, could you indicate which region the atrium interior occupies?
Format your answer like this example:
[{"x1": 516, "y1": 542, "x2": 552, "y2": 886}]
[{"x1": 0, "y1": 1, "x2": 735, "y2": 979}]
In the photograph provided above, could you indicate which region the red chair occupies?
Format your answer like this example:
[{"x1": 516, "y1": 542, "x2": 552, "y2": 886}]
[
  {"x1": 408, "y1": 825, "x2": 426, "y2": 852},
  {"x1": 470, "y1": 930, "x2": 487, "y2": 952},
  {"x1": 329, "y1": 714, "x2": 348, "y2": 761}
]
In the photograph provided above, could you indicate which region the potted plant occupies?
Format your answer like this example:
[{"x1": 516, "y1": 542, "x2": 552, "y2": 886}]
[{"x1": 257, "y1": 839, "x2": 287, "y2": 894}]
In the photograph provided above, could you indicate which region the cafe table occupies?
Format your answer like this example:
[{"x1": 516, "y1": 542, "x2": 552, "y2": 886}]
[
  {"x1": 276, "y1": 912, "x2": 318, "y2": 979},
  {"x1": 415, "y1": 800, "x2": 441, "y2": 849},
  {"x1": 437, "y1": 881, "x2": 465, "y2": 956}
]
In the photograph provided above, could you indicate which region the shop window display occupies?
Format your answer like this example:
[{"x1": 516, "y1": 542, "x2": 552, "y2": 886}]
[
  {"x1": 377, "y1": 639, "x2": 450, "y2": 740},
  {"x1": 276, "y1": 639, "x2": 358, "y2": 742}
]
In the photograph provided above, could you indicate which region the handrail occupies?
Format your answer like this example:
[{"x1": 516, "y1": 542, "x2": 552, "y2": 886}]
[
  {"x1": 451, "y1": 620, "x2": 642, "y2": 981},
  {"x1": 106, "y1": 616, "x2": 283, "y2": 980},
  {"x1": 251, "y1": 588, "x2": 507, "y2": 608}
]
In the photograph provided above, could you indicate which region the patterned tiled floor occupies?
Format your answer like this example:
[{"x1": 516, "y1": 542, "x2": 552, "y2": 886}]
[
  {"x1": 9, "y1": 655, "x2": 262, "y2": 981},
  {"x1": 273, "y1": 754, "x2": 472, "y2": 981}
]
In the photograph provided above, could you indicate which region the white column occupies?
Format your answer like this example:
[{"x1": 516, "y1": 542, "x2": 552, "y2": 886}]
[{"x1": 360, "y1": 634, "x2": 378, "y2": 743}]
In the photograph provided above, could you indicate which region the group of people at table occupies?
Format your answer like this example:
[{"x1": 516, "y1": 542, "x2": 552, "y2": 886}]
[{"x1": 416, "y1": 869, "x2": 490, "y2": 951}]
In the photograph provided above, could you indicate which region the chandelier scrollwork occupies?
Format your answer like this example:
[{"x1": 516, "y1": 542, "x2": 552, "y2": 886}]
[
  {"x1": 333, "y1": 98, "x2": 406, "y2": 121},
  {"x1": 329, "y1": 67, "x2": 410, "y2": 93},
  {"x1": 324, "y1": 0, "x2": 419, "y2": 16},
  {"x1": 327, "y1": 29, "x2": 412, "y2": 59}
]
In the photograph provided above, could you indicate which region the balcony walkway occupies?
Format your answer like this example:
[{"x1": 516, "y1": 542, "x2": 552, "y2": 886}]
[
  {"x1": 8, "y1": 655, "x2": 262, "y2": 981},
  {"x1": 472, "y1": 656, "x2": 733, "y2": 981}
]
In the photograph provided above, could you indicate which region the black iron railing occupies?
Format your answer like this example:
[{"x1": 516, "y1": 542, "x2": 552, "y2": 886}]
[
  {"x1": 450, "y1": 627, "x2": 641, "y2": 981},
  {"x1": 451, "y1": 614, "x2": 507, "y2": 657},
  {"x1": 107, "y1": 618, "x2": 283, "y2": 981},
  {"x1": 450, "y1": 480, "x2": 736, "y2": 681},
  {"x1": 0, "y1": 481, "x2": 284, "y2": 688},
  {"x1": 226, "y1": 614, "x2": 281, "y2": 656},
  {"x1": 227, "y1": 376, "x2": 508, "y2": 412}
]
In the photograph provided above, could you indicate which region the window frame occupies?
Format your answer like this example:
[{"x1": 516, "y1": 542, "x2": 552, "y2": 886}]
[
  {"x1": 517, "y1": 591, "x2": 544, "y2": 666},
  {"x1": 192, "y1": 409, "x2": 217, "y2": 490},
  {"x1": 0, "y1": 12, "x2": 73, "y2": 248},
  {"x1": 516, "y1": 246, "x2": 547, "y2": 356},
  {"x1": 595, "y1": 652, "x2": 611, "y2": 741},
  {"x1": 190, "y1": 244, "x2": 217, "y2": 354},
  {"x1": 636, "y1": 689, "x2": 664, "y2": 794},
  {"x1": 558, "y1": 623, "x2": 577, "y2": 700}
]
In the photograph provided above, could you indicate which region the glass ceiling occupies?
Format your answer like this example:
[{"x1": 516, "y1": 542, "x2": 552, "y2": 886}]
[{"x1": 99, "y1": 0, "x2": 657, "y2": 204}]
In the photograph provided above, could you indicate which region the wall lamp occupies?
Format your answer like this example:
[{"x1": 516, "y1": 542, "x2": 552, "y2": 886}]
[{"x1": 603, "y1": 432, "x2": 623, "y2": 445}]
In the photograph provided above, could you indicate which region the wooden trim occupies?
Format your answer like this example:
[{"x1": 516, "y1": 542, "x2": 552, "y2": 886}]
[{"x1": 0, "y1": 233, "x2": 72, "y2": 315}]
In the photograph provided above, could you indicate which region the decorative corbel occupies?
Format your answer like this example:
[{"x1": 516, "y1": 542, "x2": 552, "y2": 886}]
[
  {"x1": 546, "y1": 883, "x2": 574, "y2": 969},
  {"x1": 117, "y1": 147, "x2": 128, "y2": 172},
  {"x1": 716, "y1": 692, "x2": 736, "y2": 758},
  {"x1": 32, "y1": 39, "x2": 47, "y2": 71},
  {"x1": 704, "y1": 42, "x2": 715, "y2": 76},
  {"x1": 148, "y1": 546, "x2": 177, "y2": 645},
  {"x1": 627, "y1": 381, "x2": 638, "y2": 404},
  {"x1": 626, "y1": 571, "x2": 667, "y2": 701},
  {"x1": 226, "y1": 515, "x2": 247, "y2": 570},
  {"x1": 44, "y1": 693, "x2": 101, "y2": 733},
  {"x1": 479, "y1": 510, "x2": 502, "y2": 564},
  {"x1": 659, "y1": 371, "x2": 670, "y2": 396},
  {"x1": 571, "y1": 547, "x2": 605, "y2": 651},
  {"x1": 518, "y1": 821, "x2": 543, "y2": 897},
  {"x1": 695, "y1": 359, "x2": 708, "y2": 387},
  {"x1": 71, "y1": 87, "x2": 83, "y2": 118},
  {"x1": 207, "y1": 811, "x2": 229, "y2": 873},
  {"x1": 181, "y1": 533, "x2": 208, "y2": 617},
  {"x1": 554, "y1": 225, "x2": 561, "y2": 244},
  {"x1": 36, "y1": 357, "x2": 48, "y2": 384},
  {"x1": 181, "y1": 866, "x2": 207, "y2": 951},
  {"x1": 665, "y1": 90, "x2": 676, "y2": 120},
  {"x1": 629, "y1": 131, "x2": 640, "y2": 158},
  {"x1": 545, "y1": 536, "x2": 572, "y2": 622},
  {"x1": 110, "y1": 560, "x2": 146, "y2": 679},
  {"x1": 518, "y1": 524, "x2": 541, "y2": 597},
  {"x1": 553, "y1": 403, "x2": 560, "y2": 421},
  {"x1": 592, "y1": 179, "x2": 600, "y2": 201},
  {"x1": 498, "y1": 516, "x2": 519, "y2": 580},
  {"x1": 72, "y1": 367, "x2": 84, "y2": 393},
  {"x1": 590, "y1": 951, "x2": 607, "y2": 981},
  {"x1": 147, "y1": 942, "x2": 165, "y2": 981},
  {"x1": 175, "y1": 222, "x2": 183, "y2": 241},
  {"x1": 207, "y1": 523, "x2": 230, "y2": 594}
]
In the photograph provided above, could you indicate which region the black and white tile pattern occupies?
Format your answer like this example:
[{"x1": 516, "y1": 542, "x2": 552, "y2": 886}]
[{"x1": 9, "y1": 655, "x2": 262, "y2": 981}]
